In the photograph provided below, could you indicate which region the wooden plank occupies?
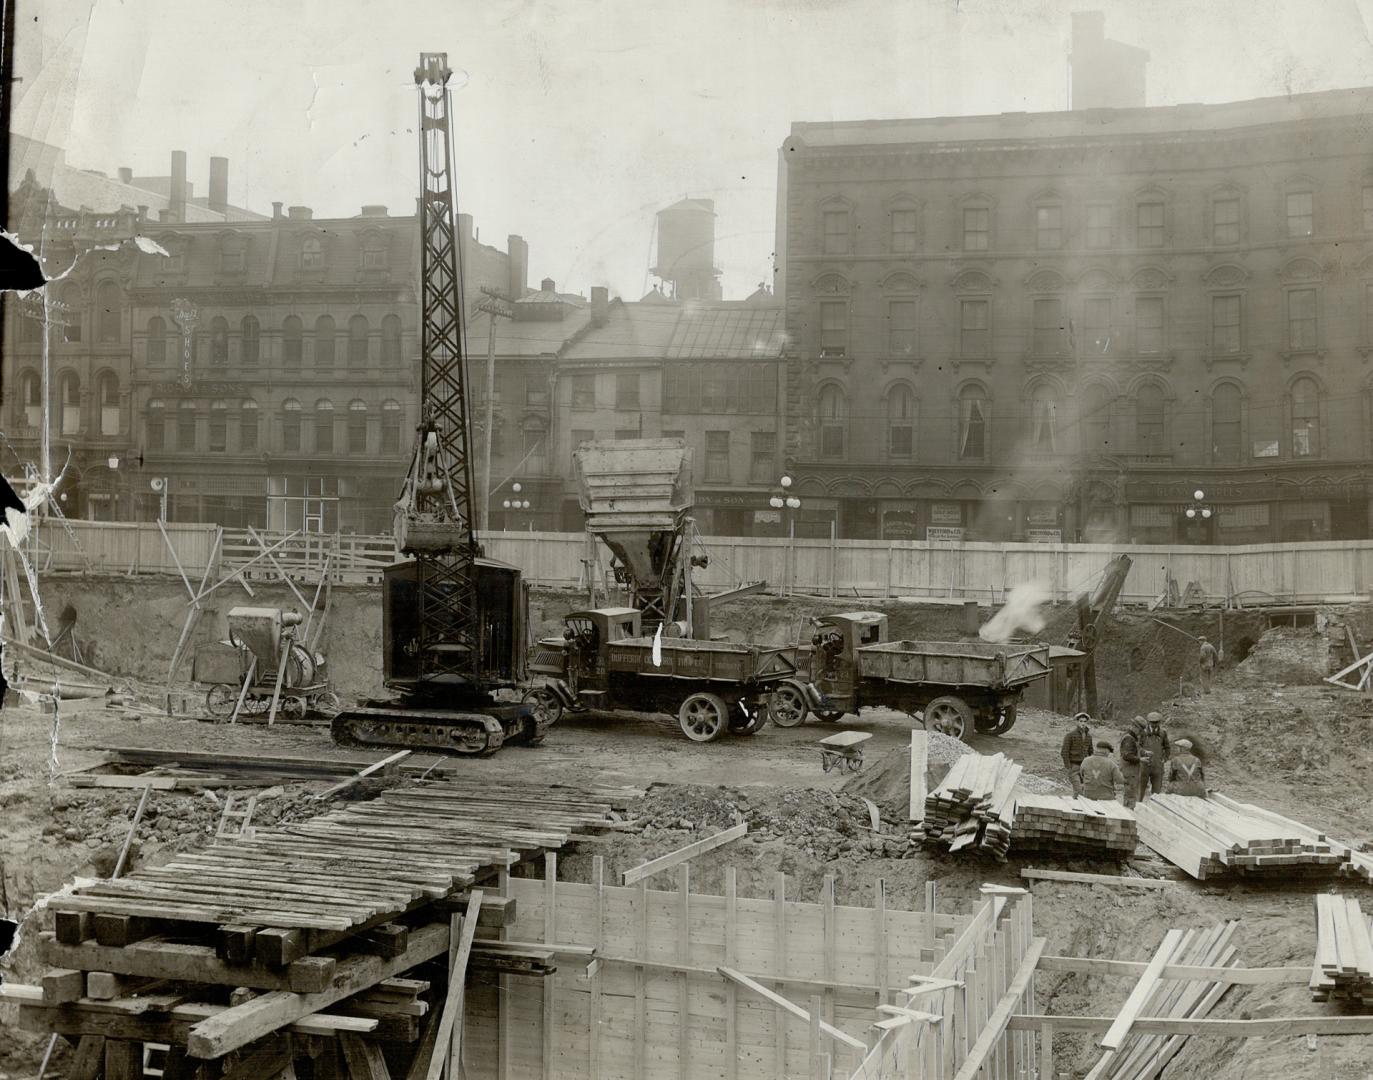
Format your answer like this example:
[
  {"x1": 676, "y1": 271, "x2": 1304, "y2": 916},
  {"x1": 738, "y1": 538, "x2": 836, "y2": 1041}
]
[
  {"x1": 909, "y1": 729, "x2": 928, "y2": 823},
  {"x1": 423, "y1": 891, "x2": 483, "y2": 1080},
  {"x1": 1100, "y1": 928, "x2": 1185, "y2": 1050},
  {"x1": 1037, "y1": 954, "x2": 1311, "y2": 984},
  {"x1": 42, "y1": 968, "x2": 86, "y2": 1004},
  {"x1": 543, "y1": 853, "x2": 557, "y2": 1080},
  {"x1": 67, "y1": 1035, "x2": 105, "y2": 1080},
  {"x1": 773, "y1": 872, "x2": 787, "y2": 1080},
  {"x1": 589, "y1": 856, "x2": 605, "y2": 1080},
  {"x1": 874, "y1": 878, "x2": 888, "y2": 1007},
  {"x1": 314, "y1": 752, "x2": 414, "y2": 800},
  {"x1": 724, "y1": 866, "x2": 738, "y2": 1080},
  {"x1": 1020, "y1": 868, "x2": 1172, "y2": 890},
  {"x1": 104, "y1": 1037, "x2": 143, "y2": 1080},
  {"x1": 717, "y1": 966, "x2": 866, "y2": 1051},
  {"x1": 621, "y1": 821, "x2": 747, "y2": 885},
  {"x1": 678, "y1": 863, "x2": 690, "y2": 1080},
  {"x1": 1007, "y1": 1012, "x2": 1373, "y2": 1036},
  {"x1": 634, "y1": 879, "x2": 647, "y2": 1079},
  {"x1": 340, "y1": 1033, "x2": 393, "y2": 1080}
]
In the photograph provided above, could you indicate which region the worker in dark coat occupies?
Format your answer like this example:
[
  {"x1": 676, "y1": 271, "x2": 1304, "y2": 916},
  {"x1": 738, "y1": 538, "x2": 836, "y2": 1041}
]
[
  {"x1": 1079, "y1": 741, "x2": 1126, "y2": 801},
  {"x1": 1119, "y1": 716, "x2": 1145, "y2": 808},
  {"x1": 1165, "y1": 738, "x2": 1208, "y2": 797},
  {"x1": 1198, "y1": 636, "x2": 1218, "y2": 694},
  {"x1": 1060, "y1": 712, "x2": 1094, "y2": 796},
  {"x1": 1138, "y1": 711, "x2": 1171, "y2": 800}
]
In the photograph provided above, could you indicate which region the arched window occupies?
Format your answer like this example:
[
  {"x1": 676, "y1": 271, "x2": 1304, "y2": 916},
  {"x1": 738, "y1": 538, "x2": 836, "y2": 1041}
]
[
  {"x1": 147, "y1": 316, "x2": 167, "y2": 365},
  {"x1": 315, "y1": 399, "x2": 334, "y2": 453},
  {"x1": 241, "y1": 316, "x2": 260, "y2": 366},
  {"x1": 97, "y1": 371, "x2": 120, "y2": 436},
  {"x1": 958, "y1": 385, "x2": 988, "y2": 461},
  {"x1": 301, "y1": 236, "x2": 323, "y2": 269},
  {"x1": 1030, "y1": 384, "x2": 1058, "y2": 452},
  {"x1": 887, "y1": 385, "x2": 915, "y2": 459},
  {"x1": 282, "y1": 399, "x2": 302, "y2": 451},
  {"x1": 60, "y1": 284, "x2": 82, "y2": 343},
  {"x1": 1082, "y1": 384, "x2": 1111, "y2": 456},
  {"x1": 209, "y1": 400, "x2": 228, "y2": 452},
  {"x1": 177, "y1": 400, "x2": 197, "y2": 450},
  {"x1": 381, "y1": 315, "x2": 402, "y2": 365},
  {"x1": 347, "y1": 400, "x2": 368, "y2": 453},
  {"x1": 314, "y1": 315, "x2": 335, "y2": 369},
  {"x1": 210, "y1": 316, "x2": 229, "y2": 365},
  {"x1": 146, "y1": 399, "x2": 166, "y2": 449},
  {"x1": 59, "y1": 371, "x2": 81, "y2": 434},
  {"x1": 240, "y1": 399, "x2": 259, "y2": 451},
  {"x1": 1292, "y1": 377, "x2": 1319, "y2": 457},
  {"x1": 381, "y1": 399, "x2": 402, "y2": 453},
  {"x1": 20, "y1": 370, "x2": 41, "y2": 428},
  {"x1": 283, "y1": 316, "x2": 302, "y2": 367},
  {"x1": 817, "y1": 384, "x2": 847, "y2": 459},
  {"x1": 1211, "y1": 383, "x2": 1242, "y2": 463},
  {"x1": 1136, "y1": 383, "x2": 1166, "y2": 456},
  {"x1": 348, "y1": 315, "x2": 369, "y2": 367},
  {"x1": 97, "y1": 281, "x2": 120, "y2": 343}
]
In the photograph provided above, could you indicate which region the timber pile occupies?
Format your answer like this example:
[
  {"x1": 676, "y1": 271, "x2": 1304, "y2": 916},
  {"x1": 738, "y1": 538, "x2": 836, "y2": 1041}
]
[
  {"x1": 7, "y1": 776, "x2": 639, "y2": 1076},
  {"x1": 1134, "y1": 793, "x2": 1345, "y2": 881},
  {"x1": 1087, "y1": 920, "x2": 1239, "y2": 1079},
  {"x1": 1311, "y1": 894, "x2": 1373, "y2": 1004},
  {"x1": 916, "y1": 752, "x2": 1020, "y2": 860},
  {"x1": 1010, "y1": 795, "x2": 1138, "y2": 857}
]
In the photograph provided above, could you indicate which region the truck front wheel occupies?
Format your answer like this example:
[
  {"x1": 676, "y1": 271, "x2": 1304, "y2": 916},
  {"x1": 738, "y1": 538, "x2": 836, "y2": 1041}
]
[
  {"x1": 924, "y1": 695, "x2": 974, "y2": 741},
  {"x1": 766, "y1": 680, "x2": 810, "y2": 728}
]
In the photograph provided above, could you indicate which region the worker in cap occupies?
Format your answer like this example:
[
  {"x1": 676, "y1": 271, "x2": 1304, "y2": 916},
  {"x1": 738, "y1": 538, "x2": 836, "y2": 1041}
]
[
  {"x1": 1118, "y1": 715, "x2": 1146, "y2": 808},
  {"x1": 1060, "y1": 712, "x2": 1094, "y2": 796},
  {"x1": 1165, "y1": 738, "x2": 1208, "y2": 797},
  {"x1": 1079, "y1": 740, "x2": 1126, "y2": 801},
  {"x1": 1137, "y1": 711, "x2": 1171, "y2": 801},
  {"x1": 1198, "y1": 634, "x2": 1219, "y2": 695}
]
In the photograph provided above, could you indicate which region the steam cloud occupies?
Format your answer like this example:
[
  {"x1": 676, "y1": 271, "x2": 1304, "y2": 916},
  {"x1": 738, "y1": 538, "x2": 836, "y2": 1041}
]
[{"x1": 979, "y1": 581, "x2": 1052, "y2": 644}]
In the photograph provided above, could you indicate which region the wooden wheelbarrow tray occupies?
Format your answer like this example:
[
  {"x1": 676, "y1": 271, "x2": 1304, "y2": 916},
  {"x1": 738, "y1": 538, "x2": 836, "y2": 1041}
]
[{"x1": 818, "y1": 729, "x2": 872, "y2": 773}]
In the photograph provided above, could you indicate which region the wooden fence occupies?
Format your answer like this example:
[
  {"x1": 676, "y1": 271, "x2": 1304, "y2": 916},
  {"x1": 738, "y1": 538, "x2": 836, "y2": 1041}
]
[{"x1": 20, "y1": 518, "x2": 1373, "y2": 604}]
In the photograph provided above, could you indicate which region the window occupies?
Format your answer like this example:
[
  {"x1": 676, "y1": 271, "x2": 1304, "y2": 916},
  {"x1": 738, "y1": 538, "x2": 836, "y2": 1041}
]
[
  {"x1": 1136, "y1": 202, "x2": 1164, "y2": 247},
  {"x1": 1291, "y1": 377, "x2": 1319, "y2": 457},
  {"x1": 21, "y1": 370, "x2": 40, "y2": 429},
  {"x1": 571, "y1": 374, "x2": 595, "y2": 410},
  {"x1": 146, "y1": 399, "x2": 165, "y2": 449},
  {"x1": 662, "y1": 429, "x2": 685, "y2": 441},
  {"x1": 1082, "y1": 384, "x2": 1110, "y2": 455},
  {"x1": 1364, "y1": 186, "x2": 1373, "y2": 232},
  {"x1": 959, "y1": 386, "x2": 988, "y2": 460},
  {"x1": 1086, "y1": 204, "x2": 1112, "y2": 249},
  {"x1": 315, "y1": 400, "x2": 335, "y2": 453},
  {"x1": 887, "y1": 385, "x2": 915, "y2": 459},
  {"x1": 209, "y1": 400, "x2": 228, "y2": 452},
  {"x1": 283, "y1": 316, "x2": 302, "y2": 367},
  {"x1": 348, "y1": 400, "x2": 368, "y2": 453},
  {"x1": 97, "y1": 371, "x2": 120, "y2": 436},
  {"x1": 1032, "y1": 298, "x2": 1065, "y2": 355},
  {"x1": 348, "y1": 315, "x2": 369, "y2": 367},
  {"x1": 283, "y1": 399, "x2": 302, "y2": 452},
  {"x1": 1083, "y1": 297, "x2": 1112, "y2": 355},
  {"x1": 381, "y1": 400, "x2": 402, "y2": 453},
  {"x1": 221, "y1": 237, "x2": 245, "y2": 273},
  {"x1": 147, "y1": 316, "x2": 167, "y2": 365},
  {"x1": 705, "y1": 431, "x2": 730, "y2": 481},
  {"x1": 822, "y1": 209, "x2": 849, "y2": 255},
  {"x1": 887, "y1": 299, "x2": 917, "y2": 357},
  {"x1": 301, "y1": 236, "x2": 323, "y2": 269},
  {"x1": 97, "y1": 282, "x2": 120, "y2": 343},
  {"x1": 240, "y1": 400, "x2": 259, "y2": 451},
  {"x1": 1135, "y1": 296, "x2": 1163, "y2": 354},
  {"x1": 1212, "y1": 295, "x2": 1241, "y2": 354},
  {"x1": 1286, "y1": 191, "x2": 1313, "y2": 238},
  {"x1": 60, "y1": 285, "x2": 81, "y2": 343},
  {"x1": 817, "y1": 384, "x2": 847, "y2": 459},
  {"x1": 177, "y1": 401, "x2": 196, "y2": 450},
  {"x1": 890, "y1": 208, "x2": 917, "y2": 253},
  {"x1": 1288, "y1": 288, "x2": 1317, "y2": 351},
  {"x1": 1211, "y1": 383, "x2": 1242, "y2": 463},
  {"x1": 59, "y1": 371, "x2": 80, "y2": 434},
  {"x1": 362, "y1": 236, "x2": 387, "y2": 270},
  {"x1": 1030, "y1": 385, "x2": 1058, "y2": 452},
  {"x1": 210, "y1": 316, "x2": 229, "y2": 365},
  {"x1": 960, "y1": 299, "x2": 990, "y2": 357},
  {"x1": 315, "y1": 316, "x2": 335, "y2": 369},
  {"x1": 522, "y1": 422, "x2": 547, "y2": 461},
  {"x1": 381, "y1": 314, "x2": 402, "y2": 365},
  {"x1": 1137, "y1": 383, "x2": 1166, "y2": 456},
  {"x1": 1213, "y1": 197, "x2": 1240, "y2": 245},
  {"x1": 525, "y1": 377, "x2": 549, "y2": 407},
  {"x1": 819, "y1": 300, "x2": 848, "y2": 356},
  {"x1": 571, "y1": 430, "x2": 595, "y2": 450},
  {"x1": 963, "y1": 207, "x2": 989, "y2": 251},
  {"x1": 1035, "y1": 205, "x2": 1062, "y2": 250},
  {"x1": 750, "y1": 430, "x2": 776, "y2": 483},
  {"x1": 702, "y1": 368, "x2": 730, "y2": 413},
  {"x1": 615, "y1": 373, "x2": 640, "y2": 410}
]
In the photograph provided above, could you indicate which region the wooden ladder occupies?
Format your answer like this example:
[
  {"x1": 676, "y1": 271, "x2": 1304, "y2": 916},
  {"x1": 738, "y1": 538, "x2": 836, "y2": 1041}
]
[{"x1": 216, "y1": 793, "x2": 259, "y2": 840}]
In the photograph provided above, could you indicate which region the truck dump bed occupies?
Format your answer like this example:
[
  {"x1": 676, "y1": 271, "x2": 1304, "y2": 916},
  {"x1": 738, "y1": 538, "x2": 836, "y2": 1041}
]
[
  {"x1": 856, "y1": 640, "x2": 1050, "y2": 690},
  {"x1": 607, "y1": 637, "x2": 796, "y2": 683}
]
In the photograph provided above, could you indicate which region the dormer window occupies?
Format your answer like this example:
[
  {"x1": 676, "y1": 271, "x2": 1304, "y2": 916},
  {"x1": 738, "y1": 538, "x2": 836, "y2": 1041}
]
[
  {"x1": 220, "y1": 235, "x2": 246, "y2": 273},
  {"x1": 361, "y1": 234, "x2": 388, "y2": 270},
  {"x1": 301, "y1": 236, "x2": 324, "y2": 270}
]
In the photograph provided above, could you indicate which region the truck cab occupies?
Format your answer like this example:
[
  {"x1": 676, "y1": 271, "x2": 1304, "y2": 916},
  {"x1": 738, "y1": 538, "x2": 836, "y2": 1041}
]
[
  {"x1": 530, "y1": 608, "x2": 642, "y2": 692},
  {"x1": 797, "y1": 611, "x2": 887, "y2": 712}
]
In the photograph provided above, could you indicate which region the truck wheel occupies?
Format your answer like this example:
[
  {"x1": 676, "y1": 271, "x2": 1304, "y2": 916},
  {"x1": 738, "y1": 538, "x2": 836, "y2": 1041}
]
[
  {"x1": 816, "y1": 709, "x2": 846, "y2": 723},
  {"x1": 924, "y1": 695, "x2": 973, "y2": 741},
  {"x1": 679, "y1": 693, "x2": 729, "y2": 743},
  {"x1": 728, "y1": 704, "x2": 765, "y2": 736},
  {"x1": 206, "y1": 684, "x2": 236, "y2": 718},
  {"x1": 521, "y1": 686, "x2": 564, "y2": 727},
  {"x1": 767, "y1": 680, "x2": 810, "y2": 728},
  {"x1": 990, "y1": 703, "x2": 1017, "y2": 735}
]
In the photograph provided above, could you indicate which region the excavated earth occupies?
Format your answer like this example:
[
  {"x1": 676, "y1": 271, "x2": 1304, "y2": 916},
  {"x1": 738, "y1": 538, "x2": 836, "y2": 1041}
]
[{"x1": 3, "y1": 579, "x2": 1373, "y2": 1077}]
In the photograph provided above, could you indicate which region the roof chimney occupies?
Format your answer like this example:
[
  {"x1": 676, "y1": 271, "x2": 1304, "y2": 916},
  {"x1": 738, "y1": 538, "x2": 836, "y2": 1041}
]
[
  {"x1": 117, "y1": 167, "x2": 133, "y2": 184},
  {"x1": 272, "y1": 201, "x2": 284, "y2": 221},
  {"x1": 209, "y1": 156, "x2": 229, "y2": 214},
  {"x1": 359, "y1": 204, "x2": 388, "y2": 217},
  {"x1": 287, "y1": 206, "x2": 313, "y2": 221},
  {"x1": 591, "y1": 286, "x2": 609, "y2": 327},
  {"x1": 170, "y1": 150, "x2": 187, "y2": 223},
  {"x1": 541, "y1": 277, "x2": 556, "y2": 293},
  {"x1": 507, "y1": 234, "x2": 528, "y2": 298}
]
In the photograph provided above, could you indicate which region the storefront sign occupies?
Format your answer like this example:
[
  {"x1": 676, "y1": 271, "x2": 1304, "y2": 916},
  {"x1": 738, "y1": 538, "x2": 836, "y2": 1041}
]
[
  {"x1": 754, "y1": 509, "x2": 781, "y2": 524},
  {"x1": 1129, "y1": 504, "x2": 1174, "y2": 528},
  {"x1": 1218, "y1": 503, "x2": 1270, "y2": 528},
  {"x1": 926, "y1": 526, "x2": 965, "y2": 542},
  {"x1": 148, "y1": 380, "x2": 254, "y2": 396},
  {"x1": 1026, "y1": 503, "x2": 1059, "y2": 526},
  {"x1": 1026, "y1": 529, "x2": 1062, "y2": 543},
  {"x1": 930, "y1": 502, "x2": 962, "y2": 525},
  {"x1": 1252, "y1": 440, "x2": 1280, "y2": 459},
  {"x1": 1128, "y1": 480, "x2": 1365, "y2": 502},
  {"x1": 695, "y1": 491, "x2": 757, "y2": 507}
]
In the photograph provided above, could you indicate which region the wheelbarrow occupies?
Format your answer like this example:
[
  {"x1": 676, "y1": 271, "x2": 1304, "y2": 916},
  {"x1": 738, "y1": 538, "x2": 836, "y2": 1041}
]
[{"x1": 818, "y1": 730, "x2": 872, "y2": 774}]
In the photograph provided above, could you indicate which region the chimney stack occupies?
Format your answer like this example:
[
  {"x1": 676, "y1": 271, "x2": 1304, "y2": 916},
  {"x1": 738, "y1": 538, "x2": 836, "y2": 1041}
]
[
  {"x1": 209, "y1": 156, "x2": 229, "y2": 213},
  {"x1": 287, "y1": 206, "x2": 313, "y2": 221},
  {"x1": 591, "y1": 286, "x2": 609, "y2": 327},
  {"x1": 541, "y1": 277, "x2": 556, "y2": 294},
  {"x1": 117, "y1": 167, "x2": 133, "y2": 184},
  {"x1": 170, "y1": 150, "x2": 187, "y2": 222},
  {"x1": 507, "y1": 234, "x2": 528, "y2": 298},
  {"x1": 272, "y1": 201, "x2": 284, "y2": 221},
  {"x1": 359, "y1": 204, "x2": 388, "y2": 217}
]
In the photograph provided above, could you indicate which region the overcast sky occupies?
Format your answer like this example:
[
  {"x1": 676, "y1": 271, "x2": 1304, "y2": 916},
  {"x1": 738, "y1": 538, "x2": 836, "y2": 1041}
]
[{"x1": 13, "y1": 0, "x2": 1373, "y2": 300}]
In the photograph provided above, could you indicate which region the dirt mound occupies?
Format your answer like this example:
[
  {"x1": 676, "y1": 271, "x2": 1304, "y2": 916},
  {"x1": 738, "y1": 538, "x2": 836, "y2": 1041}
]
[
  {"x1": 1236, "y1": 626, "x2": 1329, "y2": 684},
  {"x1": 842, "y1": 733, "x2": 971, "y2": 819}
]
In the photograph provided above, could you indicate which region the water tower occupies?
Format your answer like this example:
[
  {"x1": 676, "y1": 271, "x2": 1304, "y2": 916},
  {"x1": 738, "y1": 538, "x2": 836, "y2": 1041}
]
[{"x1": 652, "y1": 198, "x2": 722, "y2": 301}]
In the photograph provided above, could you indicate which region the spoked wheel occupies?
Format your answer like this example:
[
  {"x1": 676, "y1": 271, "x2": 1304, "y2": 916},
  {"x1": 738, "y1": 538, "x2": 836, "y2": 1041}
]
[
  {"x1": 844, "y1": 755, "x2": 863, "y2": 773},
  {"x1": 987, "y1": 703, "x2": 1017, "y2": 736},
  {"x1": 767, "y1": 680, "x2": 810, "y2": 728},
  {"x1": 521, "y1": 686, "x2": 565, "y2": 727},
  {"x1": 816, "y1": 709, "x2": 846, "y2": 723},
  {"x1": 679, "y1": 692, "x2": 730, "y2": 743},
  {"x1": 729, "y1": 703, "x2": 766, "y2": 736},
  {"x1": 923, "y1": 695, "x2": 974, "y2": 741},
  {"x1": 280, "y1": 695, "x2": 308, "y2": 722},
  {"x1": 206, "y1": 684, "x2": 236, "y2": 719},
  {"x1": 311, "y1": 690, "x2": 342, "y2": 718}
]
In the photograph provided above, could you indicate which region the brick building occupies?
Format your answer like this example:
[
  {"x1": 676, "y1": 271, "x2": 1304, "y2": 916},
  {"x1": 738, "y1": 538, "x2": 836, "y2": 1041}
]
[{"x1": 775, "y1": 85, "x2": 1373, "y2": 543}]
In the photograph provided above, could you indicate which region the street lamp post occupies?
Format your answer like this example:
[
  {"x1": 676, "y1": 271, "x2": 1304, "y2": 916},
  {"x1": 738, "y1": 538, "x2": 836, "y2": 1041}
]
[
  {"x1": 501, "y1": 481, "x2": 534, "y2": 532},
  {"x1": 1183, "y1": 488, "x2": 1213, "y2": 544},
  {"x1": 769, "y1": 474, "x2": 801, "y2": 595}
]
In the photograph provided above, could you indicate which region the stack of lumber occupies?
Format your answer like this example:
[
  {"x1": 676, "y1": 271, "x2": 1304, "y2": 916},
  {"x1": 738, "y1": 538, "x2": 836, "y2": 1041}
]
[
  {"x1": 1011, "y1": 795, "x2": 1138, "y2": 857},
  {"x1": 1135, "y1": 793, "x2": 1346, "y2": 881},
  {"x1": 917, "y1": 752, "x2": 1021, "y2": 860},
  {"x1": 1311, "y1": 894, "x2": 1373, "y2": 1004},
  {"x1": 1087, "y1": 920, "x2": 1240, "y2": 1079}
]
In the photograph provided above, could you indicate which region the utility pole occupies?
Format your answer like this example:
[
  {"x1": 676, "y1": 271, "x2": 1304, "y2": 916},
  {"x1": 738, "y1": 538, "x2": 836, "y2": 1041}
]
[{"x1": 474, "y1": 287, "x2": 515, "y2": 534}]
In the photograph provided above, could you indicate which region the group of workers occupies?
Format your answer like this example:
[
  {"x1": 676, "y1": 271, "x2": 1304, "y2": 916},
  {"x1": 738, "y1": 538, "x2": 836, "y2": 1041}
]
[{"x1": 1060, "y1": 710, "x2": 1208, "y2": 804}]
